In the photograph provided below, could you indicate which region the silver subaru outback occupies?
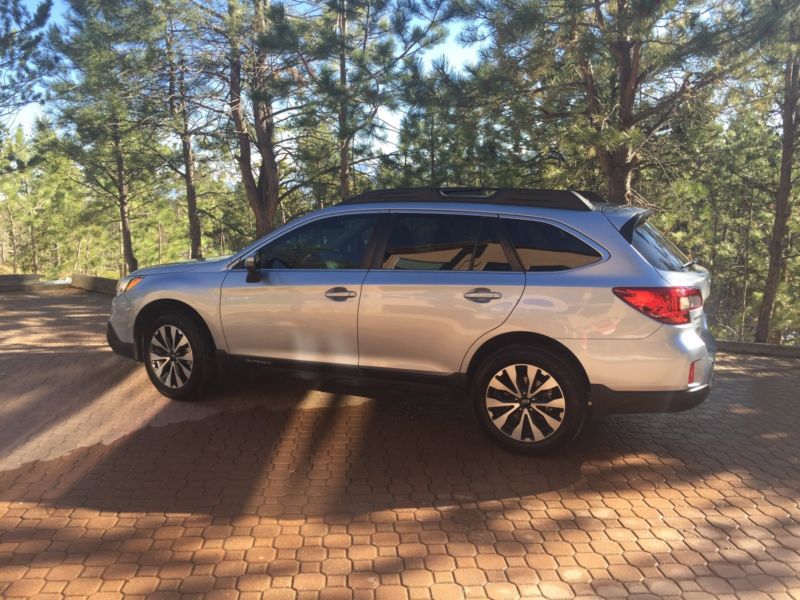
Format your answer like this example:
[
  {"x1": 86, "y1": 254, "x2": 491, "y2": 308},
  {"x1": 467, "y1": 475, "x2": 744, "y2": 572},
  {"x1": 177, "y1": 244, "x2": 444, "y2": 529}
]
[{"x1": 107, "y1": 188, "x2": 716, "y2": 454}]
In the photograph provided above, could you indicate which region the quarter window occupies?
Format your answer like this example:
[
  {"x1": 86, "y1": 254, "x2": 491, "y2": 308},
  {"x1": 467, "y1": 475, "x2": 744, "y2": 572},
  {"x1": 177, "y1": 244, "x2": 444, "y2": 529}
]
[
  {"x1": 253, "y1": 214, "x2": 377, "y2": 269},
  {"x1": 504, "y1": 219, "x2": 601, "y2": 271},
  {"x1": 381, "y1": 214, "x2": 511, "y2": 271}
]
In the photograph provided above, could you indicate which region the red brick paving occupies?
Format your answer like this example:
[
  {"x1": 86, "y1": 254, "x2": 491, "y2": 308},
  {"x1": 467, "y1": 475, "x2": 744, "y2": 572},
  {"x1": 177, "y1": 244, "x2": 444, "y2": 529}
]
[{"x1": 1, "y1": 288, "x2": 800, "y2": 598}]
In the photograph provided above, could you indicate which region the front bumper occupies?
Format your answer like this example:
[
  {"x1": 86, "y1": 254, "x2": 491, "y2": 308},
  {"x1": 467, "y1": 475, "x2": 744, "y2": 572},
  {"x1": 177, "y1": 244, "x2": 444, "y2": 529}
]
[
  {"x1": 107, "y1": 322, "x2": 137, "y2": 360},
  {"x1": 589, "y1": 384, "x2": 710, "y2": 418}
]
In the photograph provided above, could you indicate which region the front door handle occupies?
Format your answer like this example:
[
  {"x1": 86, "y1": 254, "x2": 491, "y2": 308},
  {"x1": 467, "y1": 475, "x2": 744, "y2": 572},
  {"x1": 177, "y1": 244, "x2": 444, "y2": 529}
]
[
  {"x1": 464, "y1": 288, "x2": 502, "y2": 303},
  {"x1": 325, "y1": 287, "x2": 357, "y2": 301}
]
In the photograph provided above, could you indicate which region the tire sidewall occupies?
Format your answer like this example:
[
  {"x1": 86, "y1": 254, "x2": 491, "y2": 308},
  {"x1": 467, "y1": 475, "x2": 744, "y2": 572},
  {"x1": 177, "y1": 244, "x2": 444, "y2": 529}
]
[
  {"x1": 472, "y1": 346, "x2": 586, "y2": 455},
  {"x1": 143, "y1": 312, "x2": 210, "y2": 400}
]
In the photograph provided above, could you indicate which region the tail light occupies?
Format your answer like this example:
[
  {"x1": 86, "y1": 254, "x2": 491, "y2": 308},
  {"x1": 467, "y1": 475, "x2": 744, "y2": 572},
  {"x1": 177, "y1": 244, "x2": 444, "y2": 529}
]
[{"x1": 612, "y1": 287, "x2": 702, "y2": 325}]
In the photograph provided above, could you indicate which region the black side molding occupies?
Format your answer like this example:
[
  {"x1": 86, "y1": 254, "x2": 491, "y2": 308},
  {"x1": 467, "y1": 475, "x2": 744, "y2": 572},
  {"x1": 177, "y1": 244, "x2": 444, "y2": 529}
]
[
  {"x1": 216, "y1": 350, "x2": 466, "y2": 389},
  {"x1": 107, "y1": 322, "x2": 137, "y2": 361},
  {"x1": 590, "y1": 384, "x2": 710, "y2": 419}
]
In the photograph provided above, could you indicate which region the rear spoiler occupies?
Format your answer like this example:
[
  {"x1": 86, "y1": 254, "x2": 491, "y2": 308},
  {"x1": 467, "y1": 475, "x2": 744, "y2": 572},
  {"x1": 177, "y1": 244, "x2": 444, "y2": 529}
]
[{"x1": 619, "y1": 209, "x2": 653, "y2": 243}]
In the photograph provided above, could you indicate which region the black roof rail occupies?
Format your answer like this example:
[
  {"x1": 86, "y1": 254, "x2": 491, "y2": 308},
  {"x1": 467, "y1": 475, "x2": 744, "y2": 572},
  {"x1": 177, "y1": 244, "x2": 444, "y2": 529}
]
[{"x1": 341, "y1": 187, "x2": 605, "y2": 211}]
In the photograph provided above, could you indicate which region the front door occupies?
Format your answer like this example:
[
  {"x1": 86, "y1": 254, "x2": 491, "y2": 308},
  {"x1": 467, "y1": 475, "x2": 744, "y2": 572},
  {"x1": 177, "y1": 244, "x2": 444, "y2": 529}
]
[
  {"x1": 220, "y1": 213, "x2": 380, "y2": 365},
  {"x1": 358, "y1": 212, "x2": 525, "y2": 375}
]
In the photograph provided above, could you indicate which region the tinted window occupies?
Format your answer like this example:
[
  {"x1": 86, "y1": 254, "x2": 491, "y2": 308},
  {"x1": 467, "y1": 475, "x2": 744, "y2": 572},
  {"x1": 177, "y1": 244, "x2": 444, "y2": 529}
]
[
  {"x1": 381, "y1": 214, "x2": 511, "y2": 271},
  {"x1": 254, "y1": 215, "x2": 376, "y2": 269},
  {"x1": 632, "y1": 222, "x2": 690, "y2": 272},
  {"x1": 504, "y1": 219, "x2": 601, "y2": 271}
]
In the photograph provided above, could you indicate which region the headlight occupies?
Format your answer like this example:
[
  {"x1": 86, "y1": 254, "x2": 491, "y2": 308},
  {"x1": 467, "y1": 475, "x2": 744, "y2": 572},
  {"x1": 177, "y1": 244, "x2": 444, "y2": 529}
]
[{"x1": 116, "y1": 276, "x2": 143, "y2": 296}]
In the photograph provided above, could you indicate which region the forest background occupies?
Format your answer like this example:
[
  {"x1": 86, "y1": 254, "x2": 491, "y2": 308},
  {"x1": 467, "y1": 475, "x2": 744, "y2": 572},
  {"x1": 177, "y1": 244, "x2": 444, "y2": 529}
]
[{"x1": 1, "y1": 0, "x2": 799, "y2": 344}]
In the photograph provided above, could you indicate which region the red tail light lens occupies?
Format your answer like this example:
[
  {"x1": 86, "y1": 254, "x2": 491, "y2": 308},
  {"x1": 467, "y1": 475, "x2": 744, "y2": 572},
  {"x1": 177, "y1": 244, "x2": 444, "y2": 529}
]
[{"x1": 612, "y1": 287, "x2": 702, "y2": 325}]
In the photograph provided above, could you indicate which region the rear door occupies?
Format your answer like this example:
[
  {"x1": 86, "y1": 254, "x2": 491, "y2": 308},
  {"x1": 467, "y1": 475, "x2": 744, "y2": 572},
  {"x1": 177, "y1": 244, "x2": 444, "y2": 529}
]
[{"x1": 357, "y1": 212, "x2": 525, "y2": 375}]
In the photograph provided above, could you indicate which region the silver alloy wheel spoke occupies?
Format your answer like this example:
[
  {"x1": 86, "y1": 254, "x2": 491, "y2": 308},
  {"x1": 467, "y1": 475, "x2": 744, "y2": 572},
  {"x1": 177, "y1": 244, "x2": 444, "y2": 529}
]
[
  {"x1": 149, "y1": 325, "x2": 194, "y2": 389},
  {"x1": 485, "y1": 363, "x2": 566, "y2": 443}
]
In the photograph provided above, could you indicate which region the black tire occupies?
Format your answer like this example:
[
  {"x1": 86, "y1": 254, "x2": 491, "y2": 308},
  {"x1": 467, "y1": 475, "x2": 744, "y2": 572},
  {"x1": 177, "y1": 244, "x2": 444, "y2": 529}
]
[
  {"x1": 471, "y1": 345, "x2": 587, "y2": 455},
  {"x1": 143, "y1": 311, "x2": 215, "y2": 401}
]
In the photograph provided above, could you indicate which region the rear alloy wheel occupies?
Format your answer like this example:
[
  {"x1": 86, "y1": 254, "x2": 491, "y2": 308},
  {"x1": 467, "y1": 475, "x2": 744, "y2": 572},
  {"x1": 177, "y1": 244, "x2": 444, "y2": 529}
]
[
  {"x1": 143, "y1": 312, "x2": 213, "y2": 400},
  {"x1": 485, "y1": 364, "x2": 566, "y2": 442},
  {"x1": 472, "y1": 346, "x2": 586, "y2": 454}
]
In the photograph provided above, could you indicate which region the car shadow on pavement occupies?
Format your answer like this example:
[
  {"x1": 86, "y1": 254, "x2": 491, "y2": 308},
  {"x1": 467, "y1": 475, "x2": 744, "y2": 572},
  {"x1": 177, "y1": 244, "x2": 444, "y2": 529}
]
[
  {"x1": 1, "y1": 355, "x2": 799, "y2": 521},
  {"x1": 0, "y1": 365, "x2": 588, "y2": 517}
]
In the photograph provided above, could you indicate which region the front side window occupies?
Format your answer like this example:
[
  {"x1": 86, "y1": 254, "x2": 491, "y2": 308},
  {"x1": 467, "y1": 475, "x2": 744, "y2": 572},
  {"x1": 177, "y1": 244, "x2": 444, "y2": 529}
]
[
  {"x1": 253, "y1": 214, "x2": 377, "y2": 269},
  {"x1": 504, "y1": 218, "x2": 601, "y2": 272},
  {"x1": 381, "y1": 214, "x2": 511, "y2": 271}
]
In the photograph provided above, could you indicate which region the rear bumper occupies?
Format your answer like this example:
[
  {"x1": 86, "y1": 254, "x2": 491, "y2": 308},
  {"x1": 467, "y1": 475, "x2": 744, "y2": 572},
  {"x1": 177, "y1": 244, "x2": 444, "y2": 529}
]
[
  {"x1": 590, "y1": 384, "x2": 710, "y2": 418},
  {"x1": 107, "y1": 322, "x2": 137, "y2": 360}
]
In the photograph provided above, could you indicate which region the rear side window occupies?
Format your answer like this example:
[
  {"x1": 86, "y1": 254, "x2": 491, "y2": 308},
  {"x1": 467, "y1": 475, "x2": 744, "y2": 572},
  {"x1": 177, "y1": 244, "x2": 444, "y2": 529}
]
[
  {"x1": 503, "y1": 218, "x2": 601, "y2": 272},
  {"x1": 381, "y1": 214, "x2": 511, "y2": 271},
  {"x1": 632, "y1": 222, "x2": 690, "y2": 272}
]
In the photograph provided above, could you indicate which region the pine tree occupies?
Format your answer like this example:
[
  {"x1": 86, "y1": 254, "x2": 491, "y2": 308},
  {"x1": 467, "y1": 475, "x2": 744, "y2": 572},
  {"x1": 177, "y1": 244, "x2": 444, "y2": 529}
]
[
  {"x1": 311, "y1": 0, "x2": 449, "y2": 200},
  {"x1": 0, "y1": 0, "x2": 51, "y2": 120},
  {"x1": 50, "y1": 0, "x2": 166, "y2": 274},
  {"x1": 458, "y1": 0, "x2": 792, "y2": 204}
]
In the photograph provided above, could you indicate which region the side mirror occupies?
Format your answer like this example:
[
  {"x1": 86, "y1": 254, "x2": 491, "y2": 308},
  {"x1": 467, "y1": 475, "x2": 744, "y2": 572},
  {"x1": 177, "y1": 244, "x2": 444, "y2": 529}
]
[{"x1": 244, "y1": 255, "x2": 261, "y2": 283}]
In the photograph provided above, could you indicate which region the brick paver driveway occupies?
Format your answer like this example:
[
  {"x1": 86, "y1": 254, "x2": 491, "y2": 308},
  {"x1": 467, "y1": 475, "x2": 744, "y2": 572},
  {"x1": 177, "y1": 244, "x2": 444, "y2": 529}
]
[{"x1": 1, "y1": 288, "x2": 799, "y2": 599}]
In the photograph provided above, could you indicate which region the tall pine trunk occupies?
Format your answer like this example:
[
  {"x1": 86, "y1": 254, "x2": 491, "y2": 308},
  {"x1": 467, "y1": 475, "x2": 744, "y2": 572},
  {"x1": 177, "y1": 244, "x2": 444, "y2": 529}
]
[
  {"x1": 178, "y1": 64, "x2": 202, "y2": 258},
  {"x1": 167, "y1": 25, "x2": 203, "y2": 259},
  {"x1": 579, "y1": 36, "x2": 641, "y2": 205},
  {"x1": 180, "y1": 122, "x2": 202, "y2": 259},
  {"x1": 111, "y1": 122, "x2": 138, "y2": 274},
  {"x1": 227, "y1": 0, "x2": 281, "y2": 237},
  {"x1": 4, "y1": 204, "x2": 17, "y2": 274},
  {"x1": 337, "y1": 2, "x2": 350, "y2": 201},
  {"x1": 598, "y1": 146, "x2": 636, "y2": 204},
  {"x1": 755, "y1": 50, "x2": 799, "y2": 343}
]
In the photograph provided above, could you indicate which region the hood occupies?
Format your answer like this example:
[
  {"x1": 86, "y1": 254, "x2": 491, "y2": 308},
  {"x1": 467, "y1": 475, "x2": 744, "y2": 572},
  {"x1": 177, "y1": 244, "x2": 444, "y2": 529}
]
[{"x1": 131, "y1": 255, "x2": 231, "y2": 277}]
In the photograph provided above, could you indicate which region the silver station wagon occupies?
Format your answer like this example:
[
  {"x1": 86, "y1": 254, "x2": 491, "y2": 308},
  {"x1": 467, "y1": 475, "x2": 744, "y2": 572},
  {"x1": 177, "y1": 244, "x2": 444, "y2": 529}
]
[{"x1": 107, "y1": 187, "x2": 716, "y2": 454}]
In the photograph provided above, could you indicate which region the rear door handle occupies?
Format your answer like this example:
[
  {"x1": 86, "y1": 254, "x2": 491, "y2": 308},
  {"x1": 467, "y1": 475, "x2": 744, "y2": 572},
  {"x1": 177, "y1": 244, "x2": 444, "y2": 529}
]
[
  {"x1": 325, "y1": 287, "x2": 357, "y2": 301},
  {"x1": 464, "y1": 288, "x2": 502, "y2": 303}
]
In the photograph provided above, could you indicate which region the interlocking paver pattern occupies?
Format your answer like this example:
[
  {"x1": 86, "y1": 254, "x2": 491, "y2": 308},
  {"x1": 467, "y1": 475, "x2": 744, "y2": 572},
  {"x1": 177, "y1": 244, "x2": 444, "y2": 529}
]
[{"x1": 1, "y1": 287, "x2": 799, "y2": 599}]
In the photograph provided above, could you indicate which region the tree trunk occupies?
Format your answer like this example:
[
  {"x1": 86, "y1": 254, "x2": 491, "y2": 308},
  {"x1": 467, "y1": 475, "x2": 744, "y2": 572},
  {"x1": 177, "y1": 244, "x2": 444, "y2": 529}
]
[
  {"x1": 4, "y1": 205, "x2": 17, "y2": 274},
  {"x1": 180, "y1": 126, "x2": 202, "y2": 258},
  {"x1": 740, "y1": 198, "x2": 753, "y2": 340},
  {"x1": 29, "y1": 221, "x2": 38, "y2": 274},
  {"x1": 21, "y1": 176, "x2": 38, "y2": 274},
  {"x1": 755, "y1": 51, "x2": 799, "y2": 343},
  {"x1": 168, "y1": 28, "x2": 203, "y2": 259},
  {"x1": 227, "y1": 12, "x2": 280, "y2": 238},
  {"x1": 338, "y1": 2, "x2": 350, "y2": 201},
  {"x1": 598, "y1": 146, "x2": 636, "y2": 204},
  {"x1": 429, "y1": 113, "x2": 436, "y2": 186},
  {"x1": 111, "y1": 122, "x2": 138, "y2": 274}
]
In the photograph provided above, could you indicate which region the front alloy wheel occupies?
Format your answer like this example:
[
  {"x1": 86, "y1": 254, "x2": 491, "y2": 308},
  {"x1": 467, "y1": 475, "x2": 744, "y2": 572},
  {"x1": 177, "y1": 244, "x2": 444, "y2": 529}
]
[
  {"x1": 485, "y1": 364, "x2": 566, "y2": 442},
  {"x1": 149, "y1": 324, "x2": 194, "y2": 389},
  {"x1": 143, "y1": 311, "x2": 213, "y2": 401}
]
